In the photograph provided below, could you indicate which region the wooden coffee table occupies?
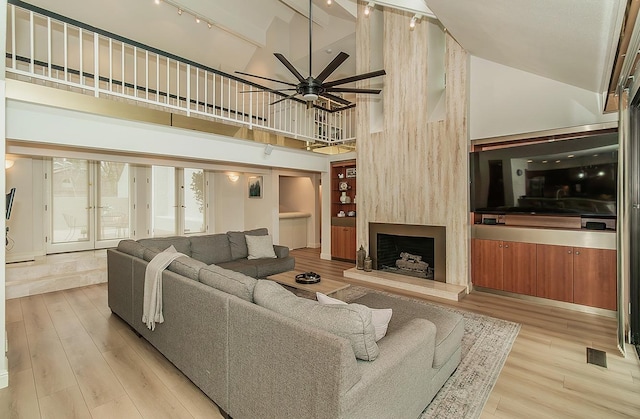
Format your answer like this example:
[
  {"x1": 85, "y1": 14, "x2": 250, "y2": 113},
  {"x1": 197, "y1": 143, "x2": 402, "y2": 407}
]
[{"x1": 266, "y1": 270, "x2": 351, "y2": 301}]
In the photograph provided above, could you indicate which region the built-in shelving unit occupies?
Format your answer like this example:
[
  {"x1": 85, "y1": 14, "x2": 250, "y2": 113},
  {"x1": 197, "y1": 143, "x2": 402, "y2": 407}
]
[{"x1": 331, "y1": 160, "x2": 356, "y2": 261}]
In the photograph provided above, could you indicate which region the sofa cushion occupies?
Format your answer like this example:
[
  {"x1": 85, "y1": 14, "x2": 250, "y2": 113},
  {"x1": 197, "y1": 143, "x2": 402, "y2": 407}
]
[
  {"x1": 117, "y1": 240, "x2": 146, "y2": 259},
  {"x1": 316, "y1": 292, "x2": 393, "y2": 341},
  {"x1": 227, "y1": 228, "x2": 268, "y2": 260},
  {"x1": 217, "y1": 260, "x2": 258, "y2": 278},
  {"x1": 139, "y1": 236, "x2": 192, "y2": 256},
  {"x1": 199, "y1": 265, "x2": 258, "y2": 302},
  {"x1": 352, "y1": 293, "x2": 463, "y2": 368},
  {"x1": 142, "y1": 248, "x2": 160, "y2": 262},
  {"x1": 190, "y1": 234, "x2": 233, "y2": 265},
  {"x1": 253, "y1": 280, "x2": 379, "y2": 361},
  {"x1": 168, "y1": 256, "x2": 207, "y2": 281},
  {"x1": 246, "y1": 235, "x2": 277, "y2": 260},
  {"x1": 218, "y1": 257, "x2": 295, "y2": 279}
]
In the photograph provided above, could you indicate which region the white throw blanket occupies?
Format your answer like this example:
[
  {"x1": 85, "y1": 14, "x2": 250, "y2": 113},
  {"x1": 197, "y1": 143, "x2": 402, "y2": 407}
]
[{"x1": 142, "y1": 245, "x2": 185, "y2": 331}]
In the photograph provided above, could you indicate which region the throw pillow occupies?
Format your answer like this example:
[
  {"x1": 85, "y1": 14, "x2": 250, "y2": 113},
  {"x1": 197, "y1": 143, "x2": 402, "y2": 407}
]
[
  {"x1": 316, "y1": 292, "x2": 393, "y2": 341},
  {"x1": 254, "y1": 280, "x2": 379, "y2": 361},
  {"x1": 246, "y1": 234, "x2": 277, "y2": 259}
]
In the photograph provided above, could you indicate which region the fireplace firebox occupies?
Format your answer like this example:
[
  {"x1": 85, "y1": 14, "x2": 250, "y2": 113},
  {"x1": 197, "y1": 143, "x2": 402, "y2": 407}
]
[{"x1": 369, "y1": 223, "x2": 446, "y2": 283}]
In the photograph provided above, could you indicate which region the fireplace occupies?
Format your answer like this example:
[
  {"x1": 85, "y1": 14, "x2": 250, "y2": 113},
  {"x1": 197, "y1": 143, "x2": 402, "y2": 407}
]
[{"x1": 369, "y1": 223, "x2": 446, "y2": 283}]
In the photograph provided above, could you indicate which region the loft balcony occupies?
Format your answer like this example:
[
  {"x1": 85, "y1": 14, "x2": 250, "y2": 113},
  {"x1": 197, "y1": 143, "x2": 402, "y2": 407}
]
[{"x1": 4, "y1": 0, "x2": 356, "y2": 153}]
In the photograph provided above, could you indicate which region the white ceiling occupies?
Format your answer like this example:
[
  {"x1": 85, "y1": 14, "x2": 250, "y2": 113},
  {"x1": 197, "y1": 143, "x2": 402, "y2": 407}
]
[{"x1": 22, "y1": 0, "x2": 627, "y2": 96}]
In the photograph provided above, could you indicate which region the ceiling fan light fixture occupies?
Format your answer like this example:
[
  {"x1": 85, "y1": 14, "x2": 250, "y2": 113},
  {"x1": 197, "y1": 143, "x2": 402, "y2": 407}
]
[{"x1": 303, "y1": 93, "x2": 319, "y2": 101}]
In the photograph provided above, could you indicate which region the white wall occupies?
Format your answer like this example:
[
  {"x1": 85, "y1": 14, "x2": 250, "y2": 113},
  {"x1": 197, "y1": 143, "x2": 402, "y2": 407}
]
[
  {"x1": 470, "y1": 56, "x2": 618, "y2": 140},
  {"x1": 279, "y1": 175, "x2": 318, "y2": 247},
  {"x1": 213, "y1": 173, "x2": 245, "y2": 233},
  {"x1": 5, "y1": 157, "x2": 45, "y2": 262}
]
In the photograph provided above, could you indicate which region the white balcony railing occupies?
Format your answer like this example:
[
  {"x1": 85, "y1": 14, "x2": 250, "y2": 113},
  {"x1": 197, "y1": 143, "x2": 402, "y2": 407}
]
[{"x1": 5, "y1": 1, "x2": 356, "y2": 145}]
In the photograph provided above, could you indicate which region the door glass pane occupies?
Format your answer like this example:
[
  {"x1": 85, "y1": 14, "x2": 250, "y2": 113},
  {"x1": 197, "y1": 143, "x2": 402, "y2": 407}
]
[
  {"x1": 98, "y1": 162, "x2": 130, "y2": 240},
  {"x1": 184, "y1": 168, "x2": 205, "y2": 233},
  {"x1": 52, "y1": 158, "x2": 90, "y2": 243},
  {"x1": 152, "y1": 165, "x2": 176, "y2": 236}
]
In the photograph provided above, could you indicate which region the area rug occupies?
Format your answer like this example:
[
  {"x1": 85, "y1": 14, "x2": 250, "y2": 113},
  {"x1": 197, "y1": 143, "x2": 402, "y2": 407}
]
[{"x1": 292, "y1": 285, "x2": 521, "y2": 419}]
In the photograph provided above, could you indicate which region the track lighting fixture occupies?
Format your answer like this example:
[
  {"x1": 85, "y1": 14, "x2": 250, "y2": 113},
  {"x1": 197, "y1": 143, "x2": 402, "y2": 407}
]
[
  {"x1": 409, "y1": 14, "x2": 422, "y2": 30},
  {"x1": 158, "y1": 0, "x2": 219, "y2": 32},
  {"x1": 365, "y1": 2, "x2": 375, "y2": 16}
]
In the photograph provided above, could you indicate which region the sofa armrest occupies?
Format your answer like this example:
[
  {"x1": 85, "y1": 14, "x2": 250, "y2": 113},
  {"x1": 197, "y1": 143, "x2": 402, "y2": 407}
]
[
  {"x1": 273, "y1": 244, "x2": 289, "y2": 258},
  {"x1": 342, "y1": 318, "x2": 438, "y2": 419}
]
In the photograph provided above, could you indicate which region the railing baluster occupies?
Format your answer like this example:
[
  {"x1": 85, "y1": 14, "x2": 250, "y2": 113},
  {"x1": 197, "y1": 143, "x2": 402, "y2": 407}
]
[
  {"x1": 93, "y1": 33, "x2": 99, "y2": 97},
  {"x1": 157, "y1": 54, "x2": 161, "y2": 104},
  {"x1": 47, "y1": 17, "x2": 52, "y2": 78},
  {"x1": 29, "y1": 11, "x2": 34, "y2": 74},
  {"x1": 133, "y1": 46, "x2": 137, "y2": 98},
  {"x1": 109, "y1": 38, "x2": 113, "y2": 92},
  {"x1": 11, "y1": 5, "x2": 16, "y2": 70},
  {"x1": 79, "y1": 28, "x2": 83, "y2": 85},
  {"x1": 145, "y1": 50, "x2": 149, "y2": 101},
  {"x1": 186, "y1": 64, "x2": 191, "y2": 116}
]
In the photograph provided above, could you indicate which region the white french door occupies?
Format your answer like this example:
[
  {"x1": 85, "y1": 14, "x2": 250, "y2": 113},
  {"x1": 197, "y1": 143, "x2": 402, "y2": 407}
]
[
  {"x1": 47, "y1": 158, "x2": 132, "y2": 253},
  {"x1": 150, "y1": 165, "x2": 206, "y2": 237}
]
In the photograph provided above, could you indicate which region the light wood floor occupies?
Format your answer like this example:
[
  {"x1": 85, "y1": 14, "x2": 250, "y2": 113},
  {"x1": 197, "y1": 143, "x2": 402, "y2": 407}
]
[{"x1": 1, "y1": 248, "x2": 639, "y2": 418}]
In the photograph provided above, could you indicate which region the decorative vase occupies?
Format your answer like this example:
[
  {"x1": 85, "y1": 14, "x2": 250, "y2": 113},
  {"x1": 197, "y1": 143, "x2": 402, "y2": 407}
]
[
  {"x1": 364, "y1": 256, "x2": 372, "y2": 272},
  {"x1": 340, "y1": 191, "x2": 348, "y2": 204},
  {"x1": 356, "y1": 245, "x2": 366, "y2": 270}
]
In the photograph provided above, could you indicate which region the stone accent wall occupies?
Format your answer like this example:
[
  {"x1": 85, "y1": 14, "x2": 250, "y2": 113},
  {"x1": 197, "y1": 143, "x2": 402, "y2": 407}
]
[{"x1": 355, "y1": 6, "x2": 470, "y2": 286}]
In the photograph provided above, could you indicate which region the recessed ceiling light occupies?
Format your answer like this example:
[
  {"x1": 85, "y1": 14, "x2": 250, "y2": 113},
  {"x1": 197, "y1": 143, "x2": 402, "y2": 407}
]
[
  {"x1": 527, "y1": 159, "x2": 533, "y2": 163},
  {"x1": 555, "y1": 160, "x2": 561, "y2": 163},
  {"x1": 154, "y1": 0, "x2": 160, "y2": 4},
  {"x1": 568, "y1": 154, "x2": 575, "y2": 158},
  {"x1": 542, "y1": 160, "x2": 548, "y2": 163}
]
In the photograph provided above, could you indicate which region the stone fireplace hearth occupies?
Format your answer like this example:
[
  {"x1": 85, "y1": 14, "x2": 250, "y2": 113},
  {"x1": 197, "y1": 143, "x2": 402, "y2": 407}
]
[{"x1": 343, "y1": 222, "x2": 465, "y2": 301}]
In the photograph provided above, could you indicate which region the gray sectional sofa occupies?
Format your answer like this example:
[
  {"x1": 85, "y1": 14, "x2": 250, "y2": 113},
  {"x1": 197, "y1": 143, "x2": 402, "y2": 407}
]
[{"x1": 107, "y1": 231, "x2": 463, "y2": 419}]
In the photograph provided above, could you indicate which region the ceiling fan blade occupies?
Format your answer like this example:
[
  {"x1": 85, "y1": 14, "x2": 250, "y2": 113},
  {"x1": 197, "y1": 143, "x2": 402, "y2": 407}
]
[
  {"x1": 322, "y1": 69, "x2": 386, "y2": 88},
  {"x1": 240, "y1": 88, "x2": 297, "y2": 93},
  {"x1": 235, "y1": 71, "x2": 297, "y2": 87},
  {"x1": 270, "y1": 92, "x2": 299, "y2": 105},
  {"x1": 325, "y1": 87, "x2": 382, "y2": 94},
  {"x1": 274, "y1": 53, "x2": 306, "y2": 83},
  {"x1": 315, "y1": 52, "x2": 349, "y2": 83},
  {"x1": 319, "y1": 93, "x2": 352, "y2": 106}
]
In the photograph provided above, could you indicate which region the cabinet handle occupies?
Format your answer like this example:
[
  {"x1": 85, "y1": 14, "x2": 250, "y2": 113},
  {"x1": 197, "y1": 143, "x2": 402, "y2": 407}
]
[
  {"x1": 575, "y1": 251, "x2": 580, "y2": 255},
  {"x1": 567, "y1": 250, "x2": 572, "y2": 254},
  {"x1": 498, "y1": 244, "x2": 502, "y2": 248},
  {"x1": 504, "y1": 244, "x2": 509, "y2": 248}
]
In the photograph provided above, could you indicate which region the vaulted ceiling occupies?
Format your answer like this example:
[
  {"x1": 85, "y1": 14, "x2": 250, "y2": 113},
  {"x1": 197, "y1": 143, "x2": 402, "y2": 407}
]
[{"x1": 23, "y1": 0, "x2": 627, "y2": 100}]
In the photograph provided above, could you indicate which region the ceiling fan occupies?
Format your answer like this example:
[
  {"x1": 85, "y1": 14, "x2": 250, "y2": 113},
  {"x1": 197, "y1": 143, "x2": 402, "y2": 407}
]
[{"x1": 236, "y1": 0, "x2": 385, "y2": 107}]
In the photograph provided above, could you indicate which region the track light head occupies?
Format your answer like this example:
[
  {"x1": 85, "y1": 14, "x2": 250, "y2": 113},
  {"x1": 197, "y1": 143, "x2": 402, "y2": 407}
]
[
  {"x1": 177, "y1": 8, "x2": 182, "y2": 15},
  {"x1": 365, "y1": 2, "x2": 374, "y2": 16},
  {"x1": 409, "y1": 14, "x2": 421, "y2": 30}
]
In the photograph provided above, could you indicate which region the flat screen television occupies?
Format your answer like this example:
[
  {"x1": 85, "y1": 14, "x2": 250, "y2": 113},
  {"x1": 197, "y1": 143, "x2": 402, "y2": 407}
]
[
  {"x1": 470, "y1": 134, "x2": 618, "y2": 218},
  {"x1": 6, "y1": 188, "x2": 15, "y2": 220}
]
